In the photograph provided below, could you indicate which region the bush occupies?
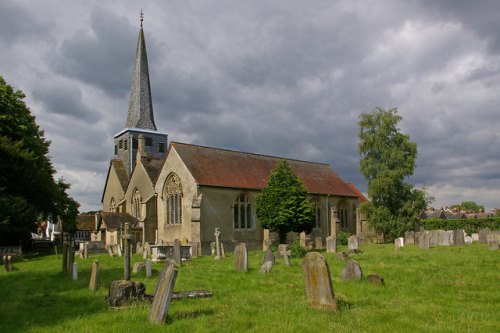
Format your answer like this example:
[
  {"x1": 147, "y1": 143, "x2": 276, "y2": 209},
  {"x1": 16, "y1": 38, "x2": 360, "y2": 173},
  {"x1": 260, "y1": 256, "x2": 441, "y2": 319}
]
[
  {"x1": 288, "y1": 241, "x2": 307, "y2": 258},
  {"x1": 420, "y1": 217, "x2": 500, "y2": 234},
  {"x1": 337, "y1": 231, "x2": 350, "y2": 246}
]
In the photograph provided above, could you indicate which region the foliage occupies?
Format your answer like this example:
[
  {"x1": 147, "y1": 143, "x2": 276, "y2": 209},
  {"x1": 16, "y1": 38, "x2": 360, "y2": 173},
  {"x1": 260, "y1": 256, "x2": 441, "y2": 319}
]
[
  {"x1": 420, "y1": 217, "x2": 500, "y2": 234},
  {"x1": 358, "y1": 107, "x2": 430, "y2": 242},
  {"x1": 1, "y1": 245, "x2": 499, "y2": 332},
  {"x1": 450, "y1": 201, "x2": 485, "y2": 213},
  {"x1": 287, "y1": 241, "x2": 307, "y2": 258},
  {"x1": 337, "y1": 231, "x2": 350, "y2": 246},
  {"x1": 0, "y1": 75, "x2": 79, "y2": 245},
  {"x1": 256, "y1": 161, "x2": 314, "y2": 243}
]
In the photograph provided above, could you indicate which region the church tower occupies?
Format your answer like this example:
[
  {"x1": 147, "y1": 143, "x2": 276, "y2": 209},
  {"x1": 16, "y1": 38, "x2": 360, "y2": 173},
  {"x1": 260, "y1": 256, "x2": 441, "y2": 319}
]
[{"x1": 113, "y1": 12, "x2": 168, "y2": 176}]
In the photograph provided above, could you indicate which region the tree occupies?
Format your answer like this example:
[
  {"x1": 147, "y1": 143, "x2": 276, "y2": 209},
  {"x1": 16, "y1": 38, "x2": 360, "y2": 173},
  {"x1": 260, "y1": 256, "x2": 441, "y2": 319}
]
[
  {"x1": 358, "y1": 107, "x2": 430, "y2": 242},
  {"x1": 256, "y1": 161, "x2": 314, "y2": 244},
  {"x1": 450, "y1": 201, "x2": 485, "y2": 213},
  {"x1": 0, "y1": 75, "x2": 79, "y2": 245}
]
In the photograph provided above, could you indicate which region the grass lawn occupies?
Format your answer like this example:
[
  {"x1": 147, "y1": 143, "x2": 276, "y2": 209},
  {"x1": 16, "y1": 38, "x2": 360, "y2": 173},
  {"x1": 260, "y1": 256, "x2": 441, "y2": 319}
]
[{"x1": 0, "y1": 243, "x2": 498, "y2": 333}]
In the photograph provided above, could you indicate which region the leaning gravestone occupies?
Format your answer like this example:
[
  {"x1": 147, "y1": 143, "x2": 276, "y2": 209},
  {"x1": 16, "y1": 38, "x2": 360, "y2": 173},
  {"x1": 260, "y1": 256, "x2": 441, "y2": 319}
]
[
  {"x1": 348, "y1": 236, "x2": 358, "y2": 252},
  {"x1": 89, "y1": 259, "x2": 99, "y2": 291},
  {"x1": 173, "y1": 239, "x2": 181, "y2": 264},
  {"x1": 262, "y1": 248, "x2": 275, "y2": 265},
  {"x1": 340, "y1": 260, "x2": 363, "y2": 281},
  {"x1": 234, "y1": 243, "x2": 248, "y2": 272},
  {"x1": 302, "y1": 252, "x2": 337, "y2": 312},
  {"x1": 453, "y1": 229, "x2": 465, "y2": 246},
  {"x1": 133, "y1": 262, "x2": 146, "y2": 274},
  {"x1": 149, "y1": 263, "x2": 178, "y2": 324},
  {"x1": 259, "y1": 260, "x2": 274, "y2": 273}
]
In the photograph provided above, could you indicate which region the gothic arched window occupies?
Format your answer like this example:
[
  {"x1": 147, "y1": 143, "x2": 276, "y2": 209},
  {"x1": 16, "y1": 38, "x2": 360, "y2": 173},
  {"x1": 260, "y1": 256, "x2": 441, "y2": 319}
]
[
  {"x1": 164, "y1": 174, "x2": 183, "y2": 225},
  {"x1": 132, "y1": 188, "x2": 142, "y2": 219},
  {"x1": 233, "y1": 193, "x2": 252, "y2": 229}
]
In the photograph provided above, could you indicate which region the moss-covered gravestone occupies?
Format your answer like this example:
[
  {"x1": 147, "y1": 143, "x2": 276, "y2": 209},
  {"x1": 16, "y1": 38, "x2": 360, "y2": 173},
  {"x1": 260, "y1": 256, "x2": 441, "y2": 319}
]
[
  {"x1": 302, "y1": 252, "x2": 337, "y2": 312},
  {"x1": 234, "y1": 243, "x2": 248, "y2": 272}
]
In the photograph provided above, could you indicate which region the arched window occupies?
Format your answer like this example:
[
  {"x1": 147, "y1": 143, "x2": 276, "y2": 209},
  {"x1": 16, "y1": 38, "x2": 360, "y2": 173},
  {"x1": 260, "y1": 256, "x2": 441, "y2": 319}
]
[
  {"x1": 164, "y1": 174, "x2": 183, "y2": 225},
  {"x1": 110, "y1": 198, "x2": 116, "y2": 212},
  {"x1": 233, "y1": 193, "x2": 252, "y2": 230},
  {"x1": 132, "y1": 188, "x2": 142, "y2": 219}
]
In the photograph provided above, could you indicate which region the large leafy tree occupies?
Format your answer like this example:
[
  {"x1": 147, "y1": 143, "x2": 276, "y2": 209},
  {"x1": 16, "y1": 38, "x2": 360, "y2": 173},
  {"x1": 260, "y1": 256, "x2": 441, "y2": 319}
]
[
  {"x1": 358, "y1": 107, "x2": 429, "y2": 242},
  {"x1": 450, "y1": 201, "x2": 485, "y2": 213},
  {"x1": 0, "y1": 76, "x2": 79, "y2": 245},
  {"x1": 256, "y1": 161, "x2": 314, "y2": 244}
]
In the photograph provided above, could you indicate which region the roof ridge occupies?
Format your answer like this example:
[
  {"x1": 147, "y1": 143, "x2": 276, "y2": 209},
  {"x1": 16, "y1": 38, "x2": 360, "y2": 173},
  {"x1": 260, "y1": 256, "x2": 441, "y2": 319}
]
[{"x1": 171, "y1": 141, "x2": 331, "y2": 167}]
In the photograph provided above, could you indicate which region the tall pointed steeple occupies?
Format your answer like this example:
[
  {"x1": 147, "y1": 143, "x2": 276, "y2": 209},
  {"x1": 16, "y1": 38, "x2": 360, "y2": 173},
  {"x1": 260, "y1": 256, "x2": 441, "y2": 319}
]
[{"x1": 126, "y1": 11, "x2": 157, "y2": 130}]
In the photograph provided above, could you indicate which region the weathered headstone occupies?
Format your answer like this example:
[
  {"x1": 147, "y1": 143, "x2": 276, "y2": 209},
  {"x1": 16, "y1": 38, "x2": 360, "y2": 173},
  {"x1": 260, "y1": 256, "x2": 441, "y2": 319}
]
[
  {"x1": 190, "y1": 243, "x2": 198, "y2": 258},
  {"x1": 471, "y1": 233, "x2": 479, "y2": 242},
  {"x1": 348, "y1": 235, "x2": 358, "y2": 252},
  {"x1": 430, "y1": 230, "x2": 441, "y2": 247},
  {"x1": 453, "y1": 229, "x2": 465, "y2": 246},
  {"x1": 83, "y1": 242, "x2": 88, "y2": 259},
  {"x1": 486, "y1": 231, "x2": 500, "y2": 243},
  {"x1": 136, "y1": 241, "x2": 142, "y2": 254},
  {"x1": 108, "y1": 280, "x2": 137, "y2": 307},
  {"x1": 259, "y1": 260, "x2": 274, "y2": 273},
  {"x1": 210, "y1": 242, "x2": 216, "y2": 256},
  {"x1": 173, "y1": 239, "x2": 181, "y2": 264},
  {"x1": 279, "y1": 248, "x2": 291, "y2": 267},
  {"x1": 415, "y1": 231, "x2": 422, "y2": 244},
  {"x1": 315, "y1": 237, "x2": 323, "y2": 249},
  {"x1": 220, "y1": 242, "x2": 226, "y2": 259},
  {"x1": 143, "y1": 242, "x2": 151, "y2": 259},
  {"x1": 234, "y1": 243, "x2": 248, "y2": 272},
  {"x1": 488, "y1": 241, "x2": 499, "y2": 250},
  {"x1": 72, "y1": 262, "x2": 78, "y2": 280},
  {"x1": 437, "y1": 230, "x2": 450, "y2": 246},
  {"x1": 277, "y1": 244, "x2": 288, "y2": 257},
  {"x1": 214, "y1": 228, "x2": 221, "y2": 260},
  {"x1": 133, "y1": 262, "x2": 146, "y2": 273},
  {"x1": 478, "y1": 228, "x2": 491, "y2": 243},
  {"x1": 146, "y1": 259, "x2": 152, "y2": 278},
  {"x1": 404, "y1": 231, "x2": 415, "y2": 245},
  {"x1": 464, "y1": 235, "x2": 473, "y2": 245},
  {"x1": 107, "y1": 245, "x2": 114, "y2": 257},
  {"x1": 326, "y1": 236, "x2": 336, "y2": 253},
  {"x1": 336, "y1": 252, "x2": 348, "y2": 260},
  {"x1": 3, "y1": 255, "x2": 12, "y2": 272},
  {"x1": 419, "y1": 232, "x2": 430, "y2": 249},
  {"x1": 116, "y1": 244, "x2": 122, "y2": 257},
  {"x1": 302, "y1": 252, "x2": 337, "y2": 311},
  {"x1": 262, "y1": 248, "x2": 274, "y2": 265},
  {"x1": 367, "y1": 274, "x2": 384, "y2": 285},
  {"x1": 149, "y1": 263, "x2": 178, "y2": 324},
  {"x1": 340, "y1": 260, "x2": 363, "y2": 281},
  {"x1": 395, "y1": 237, "x2": 404, "y2": 248},
  {"x1": 89, "y1": 259, "x2": 99, "y2": 291}
]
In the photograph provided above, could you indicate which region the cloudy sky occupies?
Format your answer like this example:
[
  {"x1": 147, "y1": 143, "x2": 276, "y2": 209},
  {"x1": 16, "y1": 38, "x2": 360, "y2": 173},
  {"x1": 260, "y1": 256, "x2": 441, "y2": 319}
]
[{"x1": 1, "y1": 0, "x2": 499, "y2": 212}]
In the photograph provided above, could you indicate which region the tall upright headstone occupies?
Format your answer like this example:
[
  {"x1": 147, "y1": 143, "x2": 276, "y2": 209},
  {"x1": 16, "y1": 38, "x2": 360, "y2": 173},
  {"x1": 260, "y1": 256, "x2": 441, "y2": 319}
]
[
  {"x1": 89, "y1": 259, "x2": 99, "y2": 291},
  {"x1": 453, "y1": 229, "x2": 465, "y2": 246},
  {"x1": 326, "y1": 206, "x2": 338, "y2": 253},
  {"x1": 419, "y1": 232, "x2": 430, "y2": 249},
  {"x1": 146, "y1": 258, "x2": 152, "y2": 278},
  {"x1": 149, "y1": 263, "x2": 178, "y2": 324},
  {"x1": 123, "y1": 222, "x2": 132, "y2": 280},
  {"x1": 234, "y1": 243, "x2": 248, "y2": 272},
  {"x1": 214, "y1": 228, "x2": 221, "y2": 260},
  {"x1": 173, "y1": 238, "x2": 181, "y2": 264},
  {"x1": 83, "y1": 242, "x2": 88, "y2": 259},
  {"x1": 302, "y1": 252, "x2": 337, "y2": 312},
  {"x1": 348, "y1": 235, "x2": 359, "y2": 252},
  {"x1": 72, "y1": 262, "x2": 78, "y2": 280}
]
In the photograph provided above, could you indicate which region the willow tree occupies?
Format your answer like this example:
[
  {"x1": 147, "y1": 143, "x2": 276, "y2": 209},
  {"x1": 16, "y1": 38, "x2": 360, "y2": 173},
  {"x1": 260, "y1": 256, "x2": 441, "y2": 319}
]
[
  {"x1": 256, "y1": 161, "x2": 314, "y2": 244},
  {"x1": 358, "y1": 107, "x2": 429, "y2": 241}
]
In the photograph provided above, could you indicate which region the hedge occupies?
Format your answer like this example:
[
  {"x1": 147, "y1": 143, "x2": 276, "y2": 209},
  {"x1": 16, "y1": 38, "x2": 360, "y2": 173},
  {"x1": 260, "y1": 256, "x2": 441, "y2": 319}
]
[{"x1": 420, "y1": 217, "x2": 500, "y2": 235}]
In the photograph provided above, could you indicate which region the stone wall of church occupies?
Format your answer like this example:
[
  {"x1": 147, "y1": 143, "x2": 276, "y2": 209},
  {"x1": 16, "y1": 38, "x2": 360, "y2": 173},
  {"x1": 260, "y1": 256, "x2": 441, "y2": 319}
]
[{"x1": 102, "y1": 167, "x2": 126, "y2": 212}]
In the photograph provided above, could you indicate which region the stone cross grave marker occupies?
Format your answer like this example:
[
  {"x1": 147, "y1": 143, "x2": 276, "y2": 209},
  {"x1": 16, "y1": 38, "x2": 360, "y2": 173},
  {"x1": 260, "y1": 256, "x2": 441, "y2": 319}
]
[
  {"x1": 149, "y1": 263, "x2": 178, "y2": 324},
  {"x1": 122, "y1": 222, "x2": 132, "y2": 280},
  {"x1": 279, "y1": 248, "x2": 292, "y2": 267},
  {"x1": 214, "y1": 228, "x2": 221, "y2": 260},
  {"x1": 302, "y1": 252, "x2": 337, "y2": 312},
  {"x1": 348, "y1": 235, "x2": 358, "y2": 252},
  {"x1": 340, "y1": 260, "x2": 363, "y2": 281},
  {"x1": 89, "y1": 259, "x2": 99, "y2": 291},
  {"x1": 234, "y1": 243, "x2": 248, "y2": 272},
  {"x1": 173, "y1": 239, "x2": 181, "y2": 264}
]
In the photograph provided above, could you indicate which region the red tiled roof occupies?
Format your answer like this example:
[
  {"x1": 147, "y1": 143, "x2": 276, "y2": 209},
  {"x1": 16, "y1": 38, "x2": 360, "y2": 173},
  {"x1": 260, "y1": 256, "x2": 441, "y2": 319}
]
[
  {"x1": 346, "y1": 183, "x2": 368, "y2": 202},
  {"x1": 171, "y1": 142, "x2": 358, "y2": 197},
  {"x1": 76, "y1": 214, "x2": 95, "y2": 231}
]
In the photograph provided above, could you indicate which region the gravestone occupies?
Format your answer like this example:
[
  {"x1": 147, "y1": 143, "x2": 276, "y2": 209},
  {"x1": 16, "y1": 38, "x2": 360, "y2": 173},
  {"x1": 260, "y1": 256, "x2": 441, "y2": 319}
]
[
  {"x1": 146, "y1": 259, "x2": 152, "y2": 277},
  {"x1": 89, "y1": 259, "x2": 99, "y2": 291},
  {"x1": 190, "y1": 243, "x2": 198, "y2": 258},
  {"x1": 259, "y1": 260, "x2": 274, "y2": 273},
  {"x1": 429, "y1": 230, "x2": 440, "y2": 247},
  {"x1": 478, "y1": 228, "x2": 491, "y2": 243},
  {"x1": 437, "y1": 230, "x2": 450, "y2": 246},
  {"x1": 133, "y1": 262, "x2": 145, "y2": 274},
  {"x1": 315, "y1": 237, "x2": 323, "y2": 249},
  {"x1": 214, "y1": 228, "x2": 221, "y2": 260},
  {"x1": 367, "y1": 274, "x2": 384, "y2": 285},
  {"x1": 143, "y1": 242, "x2": 151, "y2": 260},
  {"x1": 173, "y1": 239, "x2": 181, "y2": 264},
  {"x1": 3, "y1": 255, "x2": 12, "y2": 272},
  {"x1": 471, "y1": 233, "x2": 479, "y2": 242},
  {"x1": 326, "y1": 236, "x2": 336, "y2": 253},
  {"x1": 395, "y1": 238, "x2": 403, "y2": 248},
  {"x1": 464, "y1": 235, "x2": 472, "y2": 244},
  {"x1": 136, "y1": 242, "x2": 142, "y2": 254},
  {"x1": 72, "y1": 262, "x2": 78, "y2": 280},
  {"x1": 419, "y1": 232, "x2": 430, "y2": 249},
  {"x1": 302, "y1": 252, "x2": 337, "y2": 311},
  {"x1": 489, "y1": 241, "x2": 499, "y2": 250},
  {"x1": 414, "y1": 232, "x2": 421, "y2": 244},
  {"x1": 107, "y1": 246, "x2": 114, "y2": 257},
  {"x1": 348, "y1": 236, "x2": 358, "y2": 252},
  {"x1": 404, "y1": 231, "x2": 415, "y2": 245},
  {"x1": 108, "y1": 280, "x2": 137, "y2": 307},
  {"x1": 453, "y1": 229, "x2": 465, "y2": 246},
  {"x1": 279, "y1": 248, "x2": 291, "y2": 267},
  {"x1": 340, "y1": 260, "x2": 363, "y2": 281},
  {"x1": 116, "y1": 244, "x2": 122, "y2": 257},
  {"x1": 220, "y1": 243, "x2": 226, "y2": 259},
  {"x1": 262, "y1": 249, "x2": 274, "y2": 265},
  {"x1": 277, "y1": 244, "x2": 288, "y2": 257},
  {"x1": 149, "y1": 263, "x2": 178, "y2": 324},
  {"x1": 486, "y1": 231, "x2": 500, "y2": 243},
  {"x1": 234, "y1": 243, "x2": 248, "y2": 272},
  {"x1": 83, "y1": 242, "x2": 88, "y2": 259},
  {"x1": 210, "y1": 242, "x2": 216, "y2": 256},
  {"x1": 336, "y1": 252, "x2": 348, "y2": 260}
]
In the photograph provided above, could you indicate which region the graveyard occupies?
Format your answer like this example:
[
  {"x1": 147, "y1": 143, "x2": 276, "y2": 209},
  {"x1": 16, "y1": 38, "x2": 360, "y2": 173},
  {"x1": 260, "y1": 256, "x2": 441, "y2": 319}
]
[{"x1": 0, "y1": 242, "x2": 498, "y2": 332}]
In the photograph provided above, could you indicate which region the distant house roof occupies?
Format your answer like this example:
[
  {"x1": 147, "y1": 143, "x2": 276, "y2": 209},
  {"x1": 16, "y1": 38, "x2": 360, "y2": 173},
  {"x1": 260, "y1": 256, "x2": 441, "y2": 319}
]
[
  {"x1": 346, "y1": 183, "x2": 368, "y2": 202},
  {"x1": 421, "y1": 210, "x2": 447, "y2": 219},
  {"x1": 444, "y1": 212, "x2": 467, "y2": 219},
  {"x1": 76, "y1": 214, "x2": 96, "y2": 231},
  {"x1": 140, "y1": 155, "x2": 165, "y2": 186},
  {"x1": 171, "y1": 142, "x2": 358, "y2": 197},
  {"x1": 97, "y1": 212, "x2": 139, "y2": 231}
]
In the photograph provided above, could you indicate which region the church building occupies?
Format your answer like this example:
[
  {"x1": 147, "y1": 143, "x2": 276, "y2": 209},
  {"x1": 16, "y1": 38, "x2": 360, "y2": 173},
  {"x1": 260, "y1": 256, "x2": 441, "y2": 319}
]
[{"x1": 101, "y1": 16, "x2": 368, "y2": 255}]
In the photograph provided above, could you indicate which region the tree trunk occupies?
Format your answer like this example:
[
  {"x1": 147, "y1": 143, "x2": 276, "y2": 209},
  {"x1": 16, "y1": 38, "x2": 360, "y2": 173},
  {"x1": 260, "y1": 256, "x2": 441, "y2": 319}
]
[{"x1": 278, "y1": 229, "x2": 287, "y2": 244}]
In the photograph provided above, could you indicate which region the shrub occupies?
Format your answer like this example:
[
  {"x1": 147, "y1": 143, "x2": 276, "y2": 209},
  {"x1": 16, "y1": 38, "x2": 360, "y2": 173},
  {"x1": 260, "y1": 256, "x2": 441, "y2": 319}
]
[
  {"x1": 288, "y1": 241, "x2": 307, "y2": 258},
  {"x1": 337, "y1": 231, "x2": 350, "y2": 245},
  {"x1": 420, "y1": 217, "x2": 500, "y2": 234}
]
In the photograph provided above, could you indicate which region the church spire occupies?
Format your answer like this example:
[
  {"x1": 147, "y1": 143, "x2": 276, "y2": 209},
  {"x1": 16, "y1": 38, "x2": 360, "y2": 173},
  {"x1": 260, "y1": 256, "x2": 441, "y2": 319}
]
[{"x1": 126, "y1": 11, "x2": 157, "y2": 130}]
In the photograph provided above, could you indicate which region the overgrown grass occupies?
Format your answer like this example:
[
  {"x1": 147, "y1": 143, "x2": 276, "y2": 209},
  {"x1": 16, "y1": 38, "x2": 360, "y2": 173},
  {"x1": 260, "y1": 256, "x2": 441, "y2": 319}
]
[{"x1": 1, "y1": 243, "x2": 498, "y2": 332}]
